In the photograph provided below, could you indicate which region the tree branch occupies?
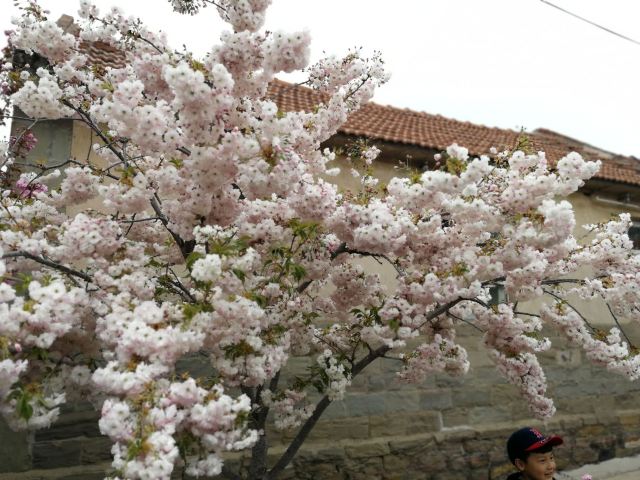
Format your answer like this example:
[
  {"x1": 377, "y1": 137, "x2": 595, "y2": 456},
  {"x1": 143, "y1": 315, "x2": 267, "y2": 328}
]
[
  {"x1": 62, "y1": 101, "x2": 129, "y2": 166},
  {"x1": 62, "y1": 101, "x2": 192, "y2": 258},
  {"x1": 447, "y1": 311, "x2": 484, "y2": 333},
  {"x1": 606, "y1": 303, "x2": 634, "y2": 346},
  {"x1": 541, "y1": 278, "x2": 588, "y2": 286},
  {"x1": 266, "y1": 345, "x2": 388, "y2": 480},
  {"x1": 118, "y1": 216, "x2": 164, "y2": 224},
  {"x1": 330, "y1": 242, "x2": 403, "y2": 276},
  {"x1": 543, "y1": 288, "x2": 595, "y2": 332},
  {"x1": 244, "y1": 371, "x2": 280, "y2": 479},
  {"x1": 513, "y1": 311, "x2": 542, "y2": 318},
  {"x1": 167, "y1": 268, "x2": 197, "y2": 303},
  {"x1": 3, "y1": 118, "x2": 39, "y2": 168},
  {"x1": 416, "y1": 297, "x2": 474, "y2": 330},
  {"x1": 2, "y1": 251, "x2": 92, "y2": 283}
]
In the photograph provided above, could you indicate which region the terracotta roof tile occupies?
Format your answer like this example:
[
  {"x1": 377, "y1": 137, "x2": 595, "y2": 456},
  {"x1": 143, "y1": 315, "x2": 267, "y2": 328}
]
[
  {"x1": 268, "y1": 79, "x2": 640, "y2": 187},
  {"x1": 71, "y1": 30, "x2": 640, "y2": 187},
  {"x1": 79, "y1": 40, "x2": 127, "y2": 69}
]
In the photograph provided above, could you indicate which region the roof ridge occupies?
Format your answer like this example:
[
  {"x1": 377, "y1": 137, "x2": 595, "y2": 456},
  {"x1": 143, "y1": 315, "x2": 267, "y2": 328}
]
[{"x1": 272, "y1": 78, "x2": 520, "y2": 135}]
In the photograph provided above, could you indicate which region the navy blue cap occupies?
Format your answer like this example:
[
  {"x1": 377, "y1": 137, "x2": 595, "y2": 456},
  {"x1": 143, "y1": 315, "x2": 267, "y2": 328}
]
[{"x1": 507, "y1": 427, "x2": 563, "y2": 464}]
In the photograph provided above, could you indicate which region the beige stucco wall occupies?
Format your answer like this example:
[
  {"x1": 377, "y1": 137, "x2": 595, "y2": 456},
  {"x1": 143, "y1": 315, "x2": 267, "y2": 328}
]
[{"x1": 329, "y1": 152, "x2": 639, "y2": 327}]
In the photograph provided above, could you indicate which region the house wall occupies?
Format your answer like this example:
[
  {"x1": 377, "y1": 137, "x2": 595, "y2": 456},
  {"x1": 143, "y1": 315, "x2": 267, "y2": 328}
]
[
  {"x1": 7, "y1": 111, "x2": 74, "y2": 187},
  {"x1": 2, "y1": 124, "x2": 640, "y2": 479}
]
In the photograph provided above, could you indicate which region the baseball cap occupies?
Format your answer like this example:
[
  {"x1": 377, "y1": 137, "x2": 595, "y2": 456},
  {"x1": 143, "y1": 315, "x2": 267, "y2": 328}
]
[{"x1": 507, "y1": 427, "x2": 564, "y2": 464}]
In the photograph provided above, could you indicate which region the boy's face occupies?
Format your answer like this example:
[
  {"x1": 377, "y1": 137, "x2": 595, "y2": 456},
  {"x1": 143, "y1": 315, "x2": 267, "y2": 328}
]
[{"x1": 514, "y1": 450, "x2": 557, "y2": 480}]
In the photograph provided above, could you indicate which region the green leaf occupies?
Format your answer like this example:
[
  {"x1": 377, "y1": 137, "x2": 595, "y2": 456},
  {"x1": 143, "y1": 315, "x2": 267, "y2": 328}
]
[
  {"x1": 232, "y1": 268, "x2": 246, "y2": 282},
  {"x1": 291, "y1": 264, "x2": 306, "y2": 282},
  {"x1": 182, "y1": 303, "x2": 202, "y2": 321},
  {"x1": 100, "y1": 81, "x2": 114, "y2": 93},
  {"x1": 234, "y1": 410, "x2": 249, "y2": 427},
  {"x1": 29, "y1": 347, "x2": 48, "y2": 361},
  {"x1": 16, "y1": 392, "x2": 33, "y2": 421},
  {"x1": 245, "y1": 292, "x2": 268, "y2": 308},
  {"x1": 126, "y1": 439, "x2": 143, "y2": 461},
  {"x1": 169, "y1": 157, "x2": 183, "y2": 169},
  {"x1": 389, "y1": 318, "x2": 400, "y2": 333},
  {"x1": 146, "y1": 258, "x2": 163, "y2": 268},
  {"x1": 445, "y1": 157, "x2": 467, "y2": 175},
  {"x1": 15, "y1": 273, "x2": 32, "y2": 297},
  {"x1": 185, "y1": 251, "x2": 205, "y2": 270},
  {"x1": 223, "y1": 341, "x2": 256, "y2": 360}
]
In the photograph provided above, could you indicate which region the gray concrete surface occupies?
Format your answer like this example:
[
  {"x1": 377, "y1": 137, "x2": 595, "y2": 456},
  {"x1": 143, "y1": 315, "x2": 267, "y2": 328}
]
[{"x1": 563, "y1": 454, "x2": 640, "y2": 479}]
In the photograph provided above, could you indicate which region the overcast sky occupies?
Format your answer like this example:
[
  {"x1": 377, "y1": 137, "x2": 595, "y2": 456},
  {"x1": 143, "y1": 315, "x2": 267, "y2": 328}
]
[{"x1": 2, "y1": 0, "x2": 639, "y2": 158}]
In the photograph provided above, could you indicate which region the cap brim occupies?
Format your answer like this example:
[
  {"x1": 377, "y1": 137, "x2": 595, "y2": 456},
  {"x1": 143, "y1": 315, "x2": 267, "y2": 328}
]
[{"x1": 525, "y1": 435, "x2": 564, "y2": 452}]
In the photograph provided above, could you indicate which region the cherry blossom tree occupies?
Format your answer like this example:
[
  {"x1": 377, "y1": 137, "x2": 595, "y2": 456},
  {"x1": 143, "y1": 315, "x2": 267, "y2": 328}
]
[{"x1": 1, "y1": 0, "x2": 639, "y2": 479}]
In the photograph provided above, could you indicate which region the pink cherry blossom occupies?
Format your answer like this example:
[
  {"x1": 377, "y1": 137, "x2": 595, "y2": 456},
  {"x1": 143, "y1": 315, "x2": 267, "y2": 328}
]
[{"x1": 0, "y1": 0, "x2": 638, "y2": 478}]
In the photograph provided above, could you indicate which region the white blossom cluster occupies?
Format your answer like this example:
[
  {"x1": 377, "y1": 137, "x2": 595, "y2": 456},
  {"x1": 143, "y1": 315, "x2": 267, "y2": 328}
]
[{"x1": 0, "y1": 0, "x2": 638, "y2": 477}]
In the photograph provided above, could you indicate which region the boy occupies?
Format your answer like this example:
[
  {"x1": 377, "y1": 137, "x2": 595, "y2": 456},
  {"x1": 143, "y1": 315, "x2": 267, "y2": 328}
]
[{"x1": 506, "y1": 427, "x2": 564, "y2": 480}]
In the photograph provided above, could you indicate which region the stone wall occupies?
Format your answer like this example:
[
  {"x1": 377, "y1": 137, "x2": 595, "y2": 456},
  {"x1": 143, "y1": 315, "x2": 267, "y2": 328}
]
[
  {"x1": 3, "y1": 324, "x2": 640, "y2": 479},
  {"x1": 4, "y1": 410, "x2": 640, "y2": 480}
]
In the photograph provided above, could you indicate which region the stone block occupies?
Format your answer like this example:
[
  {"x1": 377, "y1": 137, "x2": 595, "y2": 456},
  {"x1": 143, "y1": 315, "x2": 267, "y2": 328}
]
[
  {"x1": 0, "y1": 418, "x2": 31, "y2": 473},
  {"x1": 468, "y1": 406, "x2": 511, "y2": 425},
  {"x1": 434, "y1": 374, "x2": 467, "y2": 388},
  {"x1": 570, "y1": 444, "x2": 600, "y2": 465},
  {"x1": 434, "y1": 428, "x2": 476, "y2": 445},
  {"x1": 464, "y1": 345, "x2": 494, "y2": 368},
  {"x1": 446, "y1": 453, "x2": 467, "y2": 471},
  {"x1": 345, "y1": 456, "x2": 384, "y2": 476},
  {"x1": 411, "y1": 411, "x2": 443, "y2": 434},
  {"x1": 321, "y1": 399, "x2": 347, "y2": 419},
  {"x1": 369, "y1": 413, "x2": 408, "y2": 438},
  {"x1": 463, "y1": 438, "x2": 500, "y2": 456},
  {"x1": 618, "y1": 410, "x2": 640, "y2": 427},
  {"x1": 451, "y1": 387, "x2": 490, "y2": 408},
  {"x1": 472, "y1": 366, "x2": 507, "y2": 383},
  {"x1": 467, "y1": 452, "x2": 489, "y2": 468},
  {"x1": 468, "y1": 467, "x2": 491, "y2": 479},
  {"x1": 415, "y1": 451, "x2": 448, "y2": 472},
  {"x1": 578, "y1": 424, "x2": 607, "y2": 437},
  {"x1": 441, "y1": 407, "x2": 468, "y2": 427},
  {"x1": 560, "y1": 414, "x2": 584, "y2": 431},
  {"x1": 555, "y1": 396, "x2": 596, "y2": 415},
  {"x1": 32, "y1": 438, "x2": 83, "y2": 469},
  {"x1": 419, "y1": 389, "x2": 452, "y2": 410},
  {"x1": 312, "y1": 444, "x2": 345, "y2": 462},
  {"x1": 80, "y1": 436, "x2": 113, "y2": 464},
  {"x1": 615, "y1": 392, "x2": 640, "y2": 410},
  {"x1": 554, "y1": 349, "x2": 582, "y2": 367},
  {"x1": 473, "y1": 421, "x2": 514, "y2": 439},
  {"x1": 35, "y1": 411, "x2": 101, "y2": 442},
  {"x1": 307, "y1": 415, "x2": 369, "y2": 442},
  {"x1": 383, "y1": 390, "x2": 421, "y2": 412},
  {"x1": 382, "y1": 453, "x2": 407, "y2": 474},
  {"x1": 343, "y1": 392, "x2": 387, "y2": 417},
  {"x1": 59, "y1": 469, "x2": 110, "y2": 480},
  {"x1": 369, "y1": 371, "x2": 408, "y2": 391},
  {"x1": 344, "y1": 438, "x2": 390, "y2": 459},
  {"x1": 489, "y1": 384, "x2": 518, "y2": 405},
  {"x1": 389, "y1": 434, "x2": 435, "y2": 454},
  {"x1": 433, "y1": 472, "x2": 465, "y2": 480},
  {"x1": 350, "y1": 372, "x2": 369, "y2": 391}
]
